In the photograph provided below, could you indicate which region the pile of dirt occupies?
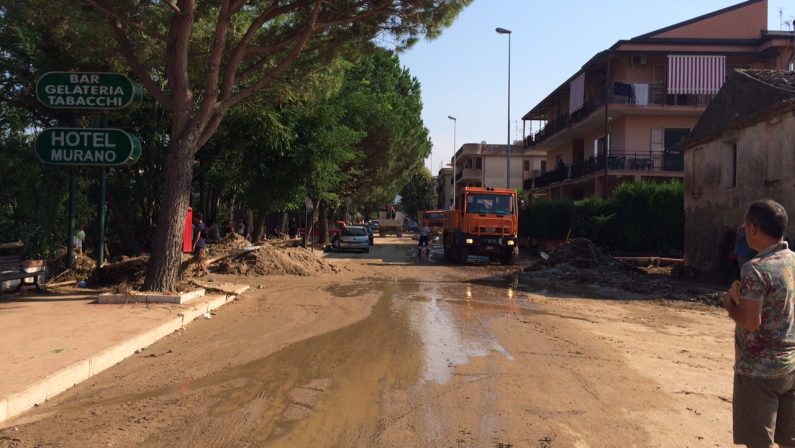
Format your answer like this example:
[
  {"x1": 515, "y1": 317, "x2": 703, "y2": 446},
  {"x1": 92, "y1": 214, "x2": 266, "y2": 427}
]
[
  {"x1": 521, "y1": 238, "x2": 722, "y2": 302},
  {"x1": 215, "y1": 243, "x2": 342, "y2": 276},
  {"x1": 100, "y1": 255, "x2": 149, "y2": 285},
  {"x1": 535, "y1": 238, "x2": 640, "y2": 272},
  {"x1": 206, "y1": 233, "x2": 252, "y2": 259},
  {"x1": 47, "y1": 254, "x2": 97, "y2": 282}
]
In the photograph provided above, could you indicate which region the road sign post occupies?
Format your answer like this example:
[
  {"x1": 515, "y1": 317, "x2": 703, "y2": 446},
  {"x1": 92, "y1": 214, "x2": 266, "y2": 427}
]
[
  {"x1": 35, "y1": 71, "x2": 143, "y2": 275},
  {"x1": 35, "y1": 128, "x2": 141, "y2": 166},
  {"x1": 36, "y1": 72, "x2": 142, "y2": 110}
]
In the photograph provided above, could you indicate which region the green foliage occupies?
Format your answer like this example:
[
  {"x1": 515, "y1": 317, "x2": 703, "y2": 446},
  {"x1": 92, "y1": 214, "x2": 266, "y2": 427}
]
[
  {"x1": 398, "y1": 166, "x2": 434, "y2": 219},
  {"x1": 520, "y1": 181, "x2": 684, "y2": 254},
  {"x1": 519, "y1": 200, "x2": 574, "y2": 241},
  {"x1": 340, "y1": 47, "x2": 432, "y2": 210}
]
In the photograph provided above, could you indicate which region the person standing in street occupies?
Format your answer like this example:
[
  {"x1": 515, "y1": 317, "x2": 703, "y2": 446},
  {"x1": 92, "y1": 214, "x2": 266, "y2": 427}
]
[
  {"x1": 192, "y1": 212, "x2": 208, "y2": 276},
  {"x1": 418, "y1": 223, "x2": 430, "y2": 259},
  {"x1": 735, "y1": 224, "x2": 757, "y2": 269},
  {"x1": 74, "y1": 225, "x2": 86, "y2": 255},
  {"x1": 723, "y1": 199, "x2": 795, "y2": 448}
]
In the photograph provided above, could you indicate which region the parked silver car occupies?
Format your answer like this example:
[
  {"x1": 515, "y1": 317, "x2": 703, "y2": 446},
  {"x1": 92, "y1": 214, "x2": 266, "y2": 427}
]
[{"x1": 337, "y1": 226, "x2": 371, "y2": 253}]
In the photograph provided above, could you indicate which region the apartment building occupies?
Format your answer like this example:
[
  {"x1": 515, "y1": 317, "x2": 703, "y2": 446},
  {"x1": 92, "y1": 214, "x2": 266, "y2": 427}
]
[
  {"x1": 452, "y1": 143, "x2": 523, "y2": 193},
  {"x1": 521, "y1": 0, "x2": 794, "y2": 201},
  {"x1": 435, "y1": 167, "x2": 454, "y2": 209}
]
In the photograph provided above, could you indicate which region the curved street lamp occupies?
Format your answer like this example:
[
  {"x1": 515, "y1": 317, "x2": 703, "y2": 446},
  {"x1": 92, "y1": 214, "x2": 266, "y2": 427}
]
[
  {"x1": 496, "y1": 27, "x2": 512, "y2": 189},
  {"x1": 448, "y1": 115, "x2": 457, "y2": 209}
]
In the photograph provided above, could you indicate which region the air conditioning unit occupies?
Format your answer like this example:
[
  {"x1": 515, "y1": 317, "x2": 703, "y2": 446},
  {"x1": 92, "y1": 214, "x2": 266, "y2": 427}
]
[{"x1": 631, "y1": 55, "x2": 647, "y2": 67}]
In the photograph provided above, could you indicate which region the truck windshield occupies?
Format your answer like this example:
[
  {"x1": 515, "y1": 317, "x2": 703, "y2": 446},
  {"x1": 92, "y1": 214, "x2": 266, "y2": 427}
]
[
  {"x1": 424, "y1": 212, "x2": 445, "y2": 220},
  {"x1": 466, "y1": 194, "x2": 514, "y2": 215}
]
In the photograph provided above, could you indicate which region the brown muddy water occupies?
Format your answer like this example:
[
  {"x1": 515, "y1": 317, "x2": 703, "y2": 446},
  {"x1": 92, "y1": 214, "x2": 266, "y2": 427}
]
[
  {"x1": 207, "y1": 278, "x2": 537, "y2": 446},
  {"x1": 33, "y1": 278, "x2": 539, "y2": 447}
]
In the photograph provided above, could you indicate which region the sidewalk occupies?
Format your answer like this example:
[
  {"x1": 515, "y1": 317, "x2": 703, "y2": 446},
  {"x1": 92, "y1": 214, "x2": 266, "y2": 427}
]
[{"x1": 0, "y1": 286, "x2": 243, "y2": 425}]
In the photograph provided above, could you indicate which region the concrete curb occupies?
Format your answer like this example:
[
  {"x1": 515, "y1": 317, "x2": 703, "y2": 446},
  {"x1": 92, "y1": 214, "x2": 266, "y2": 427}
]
[
  {"x1": 97, "y1": 288, "x2": 207, "y2": 305},
  {"x1": 0, "y1": 293, "x2": 235, "y2": 425}
]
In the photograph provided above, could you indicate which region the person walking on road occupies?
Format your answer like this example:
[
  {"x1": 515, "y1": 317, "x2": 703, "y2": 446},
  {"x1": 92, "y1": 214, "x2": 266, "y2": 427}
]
[
  {"x1": 418, "y1": 223, "x2": 430, "y2": 260},
  {"x1": 723, "y1": 199, "x2": 795, "y2": 448},
  {"x1": 192, "y1": 212, "x2": 208, "y2": 276}
]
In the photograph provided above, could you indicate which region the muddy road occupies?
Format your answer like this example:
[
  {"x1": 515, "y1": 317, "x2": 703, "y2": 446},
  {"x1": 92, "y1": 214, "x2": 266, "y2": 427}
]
[{"x1": 1, "y1": 239, "x2": 735, "y2": 447}]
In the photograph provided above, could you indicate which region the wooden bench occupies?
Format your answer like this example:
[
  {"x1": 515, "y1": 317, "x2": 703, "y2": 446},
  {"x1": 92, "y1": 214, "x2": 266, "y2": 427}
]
[{"x1": 0, "y1": 241, "x2": 44, "y2": 293}]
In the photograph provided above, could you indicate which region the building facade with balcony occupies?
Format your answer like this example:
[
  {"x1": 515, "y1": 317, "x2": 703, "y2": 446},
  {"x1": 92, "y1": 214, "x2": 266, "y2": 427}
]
[
  {"x1": 521, "y1": 0, "x2": 794, "y2": 201},
  {"x1": 435, "y1": 167, "x2": 454, "y2": 209},
  {"x1": 452, "y1": 143, "x2": 524, "y2": 194}
]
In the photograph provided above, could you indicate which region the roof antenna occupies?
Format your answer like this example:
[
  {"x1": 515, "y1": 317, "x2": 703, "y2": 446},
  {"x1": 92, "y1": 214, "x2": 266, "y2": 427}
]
[{"x1": 789, "y1": 19, "x2": 795, "y2": 72}]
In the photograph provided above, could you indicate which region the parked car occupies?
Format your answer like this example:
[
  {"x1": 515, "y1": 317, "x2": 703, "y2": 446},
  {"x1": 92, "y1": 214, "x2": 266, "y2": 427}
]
[
  {"x1": 332, "y1": 223, "x2": 373, "y2": 248},
  {"x1": 405, "y1": 219, "x2": 419, "y2": 232},
  {"x1": 334, "y1": 226, "x2": 370, "y2": 253},
  {"x1": 369, "y1": 220, "x2": 380, "y2": 232}
]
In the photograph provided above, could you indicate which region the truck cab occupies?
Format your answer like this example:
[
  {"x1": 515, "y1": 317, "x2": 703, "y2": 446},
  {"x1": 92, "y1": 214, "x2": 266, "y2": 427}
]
[{"x1": 443, "y1": 187, "x2": 519, "y2": 265}]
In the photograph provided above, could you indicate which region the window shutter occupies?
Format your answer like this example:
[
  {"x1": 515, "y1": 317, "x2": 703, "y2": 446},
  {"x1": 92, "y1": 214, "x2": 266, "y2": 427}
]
[{"x1": 651, "y1": 128, "x2": 664, "y2": 152}]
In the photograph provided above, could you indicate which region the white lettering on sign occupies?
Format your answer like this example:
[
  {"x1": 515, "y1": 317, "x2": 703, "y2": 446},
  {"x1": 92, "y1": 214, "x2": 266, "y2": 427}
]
[
  {"x1": 50, "y1": 131, "x2": 116, "y2": 148},
  {"x1": 45, "y1": 85, "x2": 124, "y2": 96},
  {"x1": 47, "y1": 95, "x2": 123, "y2": 107},
  {"x1": 50, "y1": 149, "x2": 118, "y2": 163},
  {"x1": 42, "y1": 74, "x2": 129, "y2": 108},
  {"x1": 69, "y1": 74, "x2": 100, "y2": 84}
]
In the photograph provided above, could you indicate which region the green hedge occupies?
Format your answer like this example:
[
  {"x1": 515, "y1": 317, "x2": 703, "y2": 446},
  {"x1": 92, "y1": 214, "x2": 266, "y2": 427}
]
[{"x1": 520, "y1": 181, "x2": 684, "y2": 254}]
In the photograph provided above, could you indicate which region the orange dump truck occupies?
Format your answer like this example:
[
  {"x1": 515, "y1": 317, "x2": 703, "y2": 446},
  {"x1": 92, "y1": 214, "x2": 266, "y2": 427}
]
[
  {"x1": 443, "y1": 187, "x2": 519, "y2": 265},
  {"x1": 422, "y1": 210, "x2": 446, "y2": 229}
]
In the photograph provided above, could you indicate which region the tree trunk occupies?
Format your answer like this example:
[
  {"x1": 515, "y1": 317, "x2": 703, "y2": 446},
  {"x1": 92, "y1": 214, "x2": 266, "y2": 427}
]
[
  {"x1": 319, "y1": 202, "x2": 329, "y2": 245},
  {"x1": 252, "y1": 209, "x2": 267, "y2": 243},
  {"x1": 106, "y1": 187, "x2": 141, "y2": 255},
  {"x1": 144, "y1": 141, "x2": 195, "y2": 291}
]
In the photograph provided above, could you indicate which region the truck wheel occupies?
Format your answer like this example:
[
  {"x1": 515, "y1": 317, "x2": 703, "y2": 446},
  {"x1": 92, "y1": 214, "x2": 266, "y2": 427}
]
[
  {"x1": 499, "y1": 249, "x2": 518, "y2": 266},
  {"x1": 443, "y1": 244, "x2": 452, "y2": 262},
  {"x1": 456, "y1": 247, "x2": 468, "y2": 264}
]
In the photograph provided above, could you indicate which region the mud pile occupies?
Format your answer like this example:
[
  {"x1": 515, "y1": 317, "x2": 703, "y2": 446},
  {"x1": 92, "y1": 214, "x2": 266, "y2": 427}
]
[
  {"x1": 48, "y1": 254, "x2": 97, "y2": 282},
  {"x1": 522, "y1": 238, "x2": 720, "y2": 301},
  {"x1": 216, "y1": 243, "x2": 341, "y2": 276},
  {"x1": 100, "y1": 255, "x2": 149, "y2": 285},
  {"x1": 538, "y1": 238, "x2": 639, "y2": 271},
  {"x1": 206, "y1": 233, "x2": 251, "y2": 258}
]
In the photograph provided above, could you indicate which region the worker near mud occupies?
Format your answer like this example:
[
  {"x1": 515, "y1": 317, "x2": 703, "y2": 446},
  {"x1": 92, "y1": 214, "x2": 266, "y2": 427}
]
[
  {"x1": 418, "y1": 223, "x2": 430, "y2": 259},
  {"x1": 723, "y1": 199, "x2": 795, "y2": 448},
  {"x1": 192, "y1": 212, "x2": 209, "y2": 276}
]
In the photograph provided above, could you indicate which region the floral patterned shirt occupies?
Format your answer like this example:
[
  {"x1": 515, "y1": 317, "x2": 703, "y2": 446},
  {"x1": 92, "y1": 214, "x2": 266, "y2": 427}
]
[{"x1": 735, "y1": 241, "x2": 795, "y2": 378}]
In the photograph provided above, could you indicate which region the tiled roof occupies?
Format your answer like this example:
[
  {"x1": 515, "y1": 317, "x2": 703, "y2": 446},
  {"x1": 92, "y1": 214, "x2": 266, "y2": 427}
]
[{"x1": 739, "y1": 69, "x2": 795, "y2": 94}]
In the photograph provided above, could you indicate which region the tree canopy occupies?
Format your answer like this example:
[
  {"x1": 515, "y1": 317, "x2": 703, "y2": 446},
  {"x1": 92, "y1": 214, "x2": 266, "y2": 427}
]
[{"x1": 1, "y1": 0, "x2": 472, "y2": 290}]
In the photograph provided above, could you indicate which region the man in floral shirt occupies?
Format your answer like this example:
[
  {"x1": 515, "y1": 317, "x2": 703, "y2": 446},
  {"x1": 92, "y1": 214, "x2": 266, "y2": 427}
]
[{"x1": 724, "y1": 199, "x2": 795, "y2": 447}]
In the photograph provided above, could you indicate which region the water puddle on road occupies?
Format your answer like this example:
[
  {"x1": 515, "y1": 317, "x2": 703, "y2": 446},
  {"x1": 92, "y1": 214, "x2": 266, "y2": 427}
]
[
  {"x1": 55, "y1": 277, "x2": 539, "y2": 447},
  {"x1": 403, "y1": 282, "x2": 525, "y2": 383}
]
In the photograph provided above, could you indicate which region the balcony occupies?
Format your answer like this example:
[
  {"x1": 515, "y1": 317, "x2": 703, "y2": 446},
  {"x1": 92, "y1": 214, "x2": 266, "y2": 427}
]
[
  {"x1": 528, "y1": 85, "x2": 713, "y2": 148},
  {"x1": 528, "y1": 151, "x2": 684, "y2": 190},
  {"x1": 455, "y1": 168, "x2": 482, "y2": 182}
]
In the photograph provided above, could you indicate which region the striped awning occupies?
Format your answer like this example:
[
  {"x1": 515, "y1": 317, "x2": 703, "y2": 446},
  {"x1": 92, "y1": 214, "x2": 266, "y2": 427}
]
[{"x1": 668, "y1": 55, "x2": 726, "y2": 95}]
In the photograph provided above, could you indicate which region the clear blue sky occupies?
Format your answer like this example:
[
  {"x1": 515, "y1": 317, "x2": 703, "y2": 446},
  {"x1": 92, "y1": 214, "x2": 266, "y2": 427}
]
[{"x1": 398, "y1": 0, "x2": 792, "y2": 174}]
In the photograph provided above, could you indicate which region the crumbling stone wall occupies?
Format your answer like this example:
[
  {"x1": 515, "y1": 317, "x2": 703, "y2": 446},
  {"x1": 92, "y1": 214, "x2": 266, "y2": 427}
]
[{"x1": 685, "y1": 110, "x2": 795, "y2": 274}]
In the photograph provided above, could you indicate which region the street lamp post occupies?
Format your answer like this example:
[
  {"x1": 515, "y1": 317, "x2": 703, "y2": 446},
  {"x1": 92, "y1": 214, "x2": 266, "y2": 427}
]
[
  {"x1": 496, "y1": 27, "x2": 512, "y2": 189},
  {"x1": 448, "y1": 115, "x2": 457, "y2": 209}
]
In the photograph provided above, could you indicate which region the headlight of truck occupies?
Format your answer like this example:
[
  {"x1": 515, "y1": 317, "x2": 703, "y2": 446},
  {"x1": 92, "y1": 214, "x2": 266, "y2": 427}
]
[
  {"x1": 506, "y1": 240, "x2": 515, "y2": 246},
  {"x1": 465, "y1": 238, "x2": 474, "y2": 244}
]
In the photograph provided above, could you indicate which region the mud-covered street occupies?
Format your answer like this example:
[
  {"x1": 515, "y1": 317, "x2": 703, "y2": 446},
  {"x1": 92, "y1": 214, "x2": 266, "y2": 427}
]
[{"x1": 1, "y1": 239, "x2": 735, "y2": 447}]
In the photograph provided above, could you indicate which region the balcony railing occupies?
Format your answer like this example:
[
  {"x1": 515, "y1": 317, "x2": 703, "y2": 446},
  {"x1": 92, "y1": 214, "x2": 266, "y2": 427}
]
[
  {"x1": 455, "y1": 168, "x2": 482, "y2": 182},
  {"x1": 527, "y1": 151, "x2": 684, "y2": 190},
  {"x1": 526, "y1": 85, "x2": 715, "y2": 148}
]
